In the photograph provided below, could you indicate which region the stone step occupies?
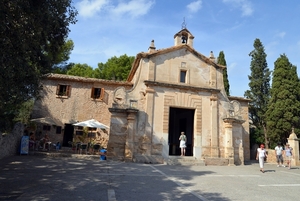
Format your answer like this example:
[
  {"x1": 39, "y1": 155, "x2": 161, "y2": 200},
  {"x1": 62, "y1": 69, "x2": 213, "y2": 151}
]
[
  {"x1": 166, "y1": 156, "x2": 205, "y2": 166},
  {"x1": 29, "y1": 150, "x2": 100, "y2": 159}
]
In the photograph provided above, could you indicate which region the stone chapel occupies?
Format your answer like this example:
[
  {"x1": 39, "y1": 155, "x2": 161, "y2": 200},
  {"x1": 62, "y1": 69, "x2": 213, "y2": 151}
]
[
  {"x1": 107, "y1": 28, "x2": 250, "y2": 165},
  {"x1": 32, "y1": 28, "x2": 250, "y2": 165}
]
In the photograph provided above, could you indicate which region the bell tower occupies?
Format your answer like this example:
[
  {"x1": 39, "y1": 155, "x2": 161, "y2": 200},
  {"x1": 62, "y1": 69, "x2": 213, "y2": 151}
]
[{"x1": 174, "y1": 19, "x2": 194, "y2": 47}]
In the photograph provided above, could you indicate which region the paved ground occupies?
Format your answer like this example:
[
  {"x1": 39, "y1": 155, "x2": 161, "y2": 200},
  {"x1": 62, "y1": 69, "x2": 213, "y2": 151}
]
[{"x1": 0, "y1": 154, "x2": 299, "y2": 201}]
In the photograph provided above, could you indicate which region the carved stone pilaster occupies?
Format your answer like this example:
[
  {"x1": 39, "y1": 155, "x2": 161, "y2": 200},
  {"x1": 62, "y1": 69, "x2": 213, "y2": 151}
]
[
  {"x1": 287, "y1": 128, "x2": 299, "y2": 166},
  {"x1": 125, "y1": 110, "x2": 138, "y2": 161},
  {"x1": 210, "y1": 92, "x2": 219, "y2": 157},
  {"x1": 223, "y1": 118, "x2": 234, "y2": 165}
]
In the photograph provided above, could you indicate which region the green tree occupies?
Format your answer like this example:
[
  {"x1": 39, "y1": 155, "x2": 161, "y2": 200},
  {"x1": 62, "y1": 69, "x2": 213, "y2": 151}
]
[
  {"x1": 95, "y1": 54, "x2": 135, "y2": 81},
  {"x1": 52, "y1": 40, "x2": 75, "y2": 74},
  {"x1": 67, "y1": 63, "x2": 95, "y2": 77},
  {"x1": 244, "y1": 39, "x2": 271, "y2": 147},
  {"x1": 266, "y1": 54, "x2": 300, "y2": 147},
  {"x1": 13, "y1": 100, "x2": 34, "y2": 124},
  {"x1": 0, "y1": 0, "x2": 77, "y2": 132},
  {"x1": 217, "y1": 51, "x2": 230, "y2": 96}
]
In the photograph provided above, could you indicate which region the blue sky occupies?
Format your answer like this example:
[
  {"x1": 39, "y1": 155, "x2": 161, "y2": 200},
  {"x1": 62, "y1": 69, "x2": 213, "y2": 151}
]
[{"x1": 68, "y1": 0, "x2": 300, "y2": 97}]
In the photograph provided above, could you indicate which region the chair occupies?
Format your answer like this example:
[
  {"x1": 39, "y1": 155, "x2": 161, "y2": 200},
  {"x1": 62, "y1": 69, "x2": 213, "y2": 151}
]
[
  {"x1": 29, "y1": 140, "x2": 35, "y2": 151},
  {"x1": 68, "y1": 141, "x2": 73, "y2": 147},
  {"x1": 79, "y1": 143, "x2": 88, "y2": 155},
  {"x1": 44, "y1": 142, "x2": 51, "y2": 151},
  {"x1": 75, "y1": 142, "x2": 81, "y2": 153},
  {"x1": 52, "y1": 142, "x2": 61, "y2": 151},
  {"x1": 93, "y1": 144, "x2": 101, "y2": 155}
]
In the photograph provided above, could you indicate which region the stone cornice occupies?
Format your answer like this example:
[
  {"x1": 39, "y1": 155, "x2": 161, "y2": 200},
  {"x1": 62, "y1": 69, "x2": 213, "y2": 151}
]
[
  {"x1": 144, "y1": 80, "x2": 220, "y2": 93},
  {"x1": 223, "y1": 117, "x2": 245, "y2": 124},
  {"x1": 109, "y1": 106, "x2": 139, "y2": 113},
  {"x1": 228, "y1": 96, "x2": 251, "y2": 102}
]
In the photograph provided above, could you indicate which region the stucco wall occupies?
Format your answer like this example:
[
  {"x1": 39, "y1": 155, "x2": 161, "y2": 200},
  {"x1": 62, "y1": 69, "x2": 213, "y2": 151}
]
[{"x1": 33, "y1": 79, "x2": 116, "y2": 125}]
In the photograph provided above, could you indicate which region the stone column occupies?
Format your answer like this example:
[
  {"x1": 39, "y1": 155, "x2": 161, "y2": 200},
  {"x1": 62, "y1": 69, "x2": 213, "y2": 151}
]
[
  {"x1": 124, "y1": 109, "x2": 138, "y2": 162},
  {"x1": 107, "y1": 108, "x2": 128, "y2": 161},
  {"x1": 223, "y1": 118, "x2": 234, "y2": 165},
  {"x1": 210, "y1": 93, "x2": 219, "y2": 157},
  {"x1": 287, "y1": 128, "x2": 299, "y2": 166},
  {"x1": 236, "y1": 124, "x2": 245, "y2": 165}
]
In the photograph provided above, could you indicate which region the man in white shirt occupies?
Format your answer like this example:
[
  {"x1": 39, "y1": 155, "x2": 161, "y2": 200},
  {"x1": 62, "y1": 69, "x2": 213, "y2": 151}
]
[{"x1": 274, "y1": 143, "x2": 285, "y2": 167}]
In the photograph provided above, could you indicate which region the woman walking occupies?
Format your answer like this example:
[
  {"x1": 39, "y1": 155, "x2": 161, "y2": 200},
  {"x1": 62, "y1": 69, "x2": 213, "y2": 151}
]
[
  {"x1": 256, "y1": 144, "x2": 268, "y2": 173},
  {"x1": 179, "y1": 132, "x2": 187, "y2": 156},
  {"x1": 285, "y1": 143, "x2": 293, "y2": 169}
]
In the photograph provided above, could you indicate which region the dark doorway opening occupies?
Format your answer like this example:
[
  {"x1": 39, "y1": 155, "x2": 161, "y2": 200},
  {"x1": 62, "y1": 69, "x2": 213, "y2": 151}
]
[
  {"x1": 168, "y1": 107, "x2": 195, "y2": 156},
  {"x1": 62, "y1": 124, "x2": 74, "y2": 147}
]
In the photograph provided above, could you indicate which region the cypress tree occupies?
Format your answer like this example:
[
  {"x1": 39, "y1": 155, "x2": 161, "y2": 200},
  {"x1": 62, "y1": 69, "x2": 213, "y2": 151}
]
[
  {"x1": 244, "y1": 39, "x2": 271, "y2": 147},
  {"x1": 217, "y1": 51, "x2": 230, "y2": 96},
  {"x1": 266, "y1": 54, "x2": 300, "y2": 147}
]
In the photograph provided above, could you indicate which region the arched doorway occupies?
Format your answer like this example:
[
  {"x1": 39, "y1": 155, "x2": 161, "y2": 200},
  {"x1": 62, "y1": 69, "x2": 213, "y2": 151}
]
[
  {"x1": 62, "y1": 124, "x2": 74, "y2": 147},
  {"x1": 168, "y1": 107, "x2": 194, "y2": 156}
]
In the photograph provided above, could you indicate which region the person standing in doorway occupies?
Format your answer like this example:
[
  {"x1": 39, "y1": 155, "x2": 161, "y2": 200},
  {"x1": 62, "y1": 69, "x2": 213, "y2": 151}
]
[
  {"x1": 256, "y1": 144, "x2": 268, "y2": 173},
  {"x1": 284, "y1": 143, "x2": 293, "y2": 169},
  {"x1": 179, "y1": 132, "x2": 187, "y2": 156},
  {"x1": 274, "y1": 142, "x2": 285, "y2": 167}
]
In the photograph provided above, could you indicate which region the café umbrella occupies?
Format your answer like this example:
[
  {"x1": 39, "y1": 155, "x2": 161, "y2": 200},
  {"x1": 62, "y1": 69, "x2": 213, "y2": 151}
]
[{"x1": 73, "y1": 119, "x2": 109, "y2": 129}]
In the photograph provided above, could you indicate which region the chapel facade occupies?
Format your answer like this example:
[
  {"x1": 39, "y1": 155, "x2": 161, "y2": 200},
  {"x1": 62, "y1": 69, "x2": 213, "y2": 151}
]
[
  {"x1": 107, "y1": 28, "x2": 250, "y2": 165},
  {"x1": 32, "y1": 28, "x2": 250, "y2": 165}
]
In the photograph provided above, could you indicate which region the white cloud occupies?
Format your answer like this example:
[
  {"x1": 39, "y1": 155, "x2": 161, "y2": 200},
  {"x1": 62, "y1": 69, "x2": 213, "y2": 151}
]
[
  {"x1": 187, "y1": 0, "x2": 202, "y2": 13},
  {"x1": 222, "y1": 0, "x2": 253, "y2": 16},
  {"x1": 275, "y1": 31, "x2": 286, "y2": 39},
  {"x1": 110, "y1": 0, "x2": 155, "y2": 18},
  {"x1": 227, "y1": 62, "x2": 237, "y2": 72},
  {"x1": 77, "y1": 0, "x2": 109, "y2": 18},
  {"x1": 76, "y1": 0, "x2": 154, "y2": 18}
]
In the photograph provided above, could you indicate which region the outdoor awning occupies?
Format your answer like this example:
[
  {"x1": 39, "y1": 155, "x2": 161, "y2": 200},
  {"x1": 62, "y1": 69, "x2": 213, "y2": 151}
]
[{"x1": 73, "y1": 119, "x2": 109, "y2": 129}]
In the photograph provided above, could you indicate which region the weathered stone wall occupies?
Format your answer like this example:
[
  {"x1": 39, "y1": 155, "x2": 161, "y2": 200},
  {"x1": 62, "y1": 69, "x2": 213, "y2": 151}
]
[
  {"x1": 253, "y1": 148, "x2": 298, "y2": 165},
  {"x1": 32, "y1": 77, "x2": 120, "y2": 127},
  {"x1": 0, "y1": 123, "x2": 24, "y2": 159},
  {"x1": 31, "y1": 74, "x2": 132, "y2": 146},
  {"x1": 264, "y1": 149, "x2": 276, "y2": 164},
  {"x1": 229, "y1": 97, "x2": 250, "y2": 161},
  {"x1": 107, "y1": 109, "x2": 128, "y2": 161},
  {"x1": 253, "y1": 148, "x2": 285, "y2": 164}
]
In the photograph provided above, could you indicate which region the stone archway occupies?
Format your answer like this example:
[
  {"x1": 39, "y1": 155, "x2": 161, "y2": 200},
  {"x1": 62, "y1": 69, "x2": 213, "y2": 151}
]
[
  {"x1": 163, "y1": 93, "x2": 202, "y2": 156},
  {"x1": 168, "y1": 107, "x2": 195, "y2": 156}
]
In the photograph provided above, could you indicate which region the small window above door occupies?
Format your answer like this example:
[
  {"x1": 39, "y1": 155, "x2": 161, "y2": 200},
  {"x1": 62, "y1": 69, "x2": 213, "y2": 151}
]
[{"x1": 180, "y1": 70, "x2": 187, "y2": 83}]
